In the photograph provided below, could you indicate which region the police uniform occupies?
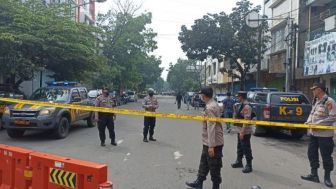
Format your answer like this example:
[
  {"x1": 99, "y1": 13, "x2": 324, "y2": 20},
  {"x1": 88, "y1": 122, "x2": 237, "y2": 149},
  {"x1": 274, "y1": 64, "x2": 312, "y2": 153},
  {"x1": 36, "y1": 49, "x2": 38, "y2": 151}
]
[
  {"x1": 301, "y1": 83, "x2": 336, "y2": 187},
  {"x1": 231, "y1": 91, "x2": 253, "y2": 173},
  {"x1": 186, "y1": 87, "x2": 223, "y2": 189},
  {"x1": 142, "y1": 93, "x2": 159, "y2": 142},
  {"x1": 95, "y1": 95, "x2": 116, "y2": 146}
]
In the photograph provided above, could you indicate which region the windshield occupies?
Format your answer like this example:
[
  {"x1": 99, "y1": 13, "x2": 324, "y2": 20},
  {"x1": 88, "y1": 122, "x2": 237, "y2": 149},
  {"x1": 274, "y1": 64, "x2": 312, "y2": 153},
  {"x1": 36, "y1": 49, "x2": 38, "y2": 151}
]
[
  {"x1": 127, "y1": 91, "x2": 135, "y2": 95},
  {"x1": 31, "y1": 88, "x2": 70, "y2": 102}
]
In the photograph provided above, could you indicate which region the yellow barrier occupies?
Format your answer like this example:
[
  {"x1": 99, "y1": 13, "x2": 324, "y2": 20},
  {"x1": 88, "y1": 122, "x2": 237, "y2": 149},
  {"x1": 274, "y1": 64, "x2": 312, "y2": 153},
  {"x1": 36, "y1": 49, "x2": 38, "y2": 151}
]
[{"x1": 0, "y1": 97, "x2": 334, "y2": 130}]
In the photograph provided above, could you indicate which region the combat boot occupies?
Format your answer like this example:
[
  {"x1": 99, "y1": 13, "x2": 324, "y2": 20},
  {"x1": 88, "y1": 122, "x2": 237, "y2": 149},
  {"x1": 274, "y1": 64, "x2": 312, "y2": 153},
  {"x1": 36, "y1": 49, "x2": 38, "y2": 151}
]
[
  {"x1": 231, "y1": 160, "x2": 243, "y2": 168},
  {"x1": 324, "y1": 171, "x2": 334, "y2": 188},
  {"x1": 143, "y1": 137, "x2": 148, "y2": 142},
  {"x1": 242, "y1": 162, "x2": 253, "y2": 173},
  {"x1": 301, "y1": 169, "x2": 320, "y2": 183},
  {"x1": 149, "y1": 136, "x2": 157, "y2": 141},
  {"x1": 185, "y1": 177, "x2": 204, "y2": 189}
]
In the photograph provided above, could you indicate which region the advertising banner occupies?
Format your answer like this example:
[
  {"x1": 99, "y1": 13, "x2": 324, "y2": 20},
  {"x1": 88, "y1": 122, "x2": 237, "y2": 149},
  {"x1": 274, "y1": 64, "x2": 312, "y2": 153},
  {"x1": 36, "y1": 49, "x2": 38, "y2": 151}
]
[{"x1": 304, "y1": 32, "x2": 336, "y2": 76}]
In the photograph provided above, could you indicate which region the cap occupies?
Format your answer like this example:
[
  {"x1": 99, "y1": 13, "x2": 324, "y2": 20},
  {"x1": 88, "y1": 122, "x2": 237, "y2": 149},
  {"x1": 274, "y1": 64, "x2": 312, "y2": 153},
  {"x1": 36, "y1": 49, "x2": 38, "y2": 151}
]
[
  {"x1": 236, "y1": 91, "x2": 248, "y2": 98},
  {"x1": 310, "y1": 82, "x2": 326, "y2": 91}
]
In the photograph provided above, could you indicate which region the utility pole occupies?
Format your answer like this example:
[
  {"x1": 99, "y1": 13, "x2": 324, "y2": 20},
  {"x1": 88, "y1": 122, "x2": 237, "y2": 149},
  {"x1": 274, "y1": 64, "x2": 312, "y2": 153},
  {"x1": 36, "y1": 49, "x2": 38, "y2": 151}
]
[{"x1": 285, "y1": 17, "x2": 293, "y2": 92}]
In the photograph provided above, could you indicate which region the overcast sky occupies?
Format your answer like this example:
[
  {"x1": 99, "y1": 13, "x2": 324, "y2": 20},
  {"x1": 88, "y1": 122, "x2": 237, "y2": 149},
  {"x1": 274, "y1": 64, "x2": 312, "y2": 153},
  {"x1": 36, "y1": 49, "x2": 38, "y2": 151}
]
[{"x1": 96, "y1": 0, "x2": 264, "y2": 80}]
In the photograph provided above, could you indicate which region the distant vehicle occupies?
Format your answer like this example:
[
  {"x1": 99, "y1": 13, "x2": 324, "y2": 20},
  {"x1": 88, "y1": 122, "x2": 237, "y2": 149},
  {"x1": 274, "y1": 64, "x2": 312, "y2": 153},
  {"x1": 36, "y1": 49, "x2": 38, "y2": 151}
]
[
  {"x1": 127, "y1": 91, "x2": 137, "y2": 102},
  {"x1": 192, "y1": 93, "x2": 205, "y2": 108},
  {"x1": 215, "y1": 94, "x2": 226, "y2": 108},
  {"x1": 184, "y1": 92, "x2": 194, "y2": 103},
  {"x1": 88, "y1": 89, "x2": 102, "y2": 99},
  {"x1": 248, "y1": 90, "x2": 312, "y2": 139},
  {"x1": 2, "y1": 81, "x2": 95, "y2": 139}
]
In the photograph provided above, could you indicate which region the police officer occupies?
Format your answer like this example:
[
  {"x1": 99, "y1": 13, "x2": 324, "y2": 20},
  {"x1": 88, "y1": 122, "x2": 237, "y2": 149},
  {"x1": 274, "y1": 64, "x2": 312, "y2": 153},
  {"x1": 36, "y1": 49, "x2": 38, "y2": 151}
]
[
  {"x1": 301, "y1": 83, "x2": 336, "y2": 188},
  {"x1": 95, "y1": 87, "x2": 117, "y2": 147},
  {"x1": 231, "y1": 91, "x2": 253, "y2": 173},
  {"x1": 142, "y1": 88, "x2": 159, "y2": 142},
  {"x1": 186, "y1": 87, "x2": 224, "y2": 189}
]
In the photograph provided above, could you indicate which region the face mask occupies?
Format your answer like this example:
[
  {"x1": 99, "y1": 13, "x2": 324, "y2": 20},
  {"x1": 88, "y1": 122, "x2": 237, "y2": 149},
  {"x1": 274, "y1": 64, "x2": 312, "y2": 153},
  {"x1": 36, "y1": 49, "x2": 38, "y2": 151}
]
[{"x1": 103, "y1": 91, "x2": 109, "y2": 96}]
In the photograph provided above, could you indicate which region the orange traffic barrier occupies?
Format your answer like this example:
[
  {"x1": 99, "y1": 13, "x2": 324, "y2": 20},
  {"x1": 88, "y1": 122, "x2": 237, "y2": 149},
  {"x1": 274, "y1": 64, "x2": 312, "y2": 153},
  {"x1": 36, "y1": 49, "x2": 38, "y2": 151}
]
[
  {"x1": 0, "y1": 144, "x2": 33, "y2": 189},
  {"x1": 30, "y1": 151, "x2": 112, "y2": 189}
]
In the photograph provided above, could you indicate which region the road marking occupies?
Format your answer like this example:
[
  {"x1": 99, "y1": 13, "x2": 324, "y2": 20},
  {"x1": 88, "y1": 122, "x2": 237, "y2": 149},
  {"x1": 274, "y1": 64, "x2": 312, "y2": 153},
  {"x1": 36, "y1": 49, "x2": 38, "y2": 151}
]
[{"x1": 174, "y1": 151, "x2": 183, "y2": 160}]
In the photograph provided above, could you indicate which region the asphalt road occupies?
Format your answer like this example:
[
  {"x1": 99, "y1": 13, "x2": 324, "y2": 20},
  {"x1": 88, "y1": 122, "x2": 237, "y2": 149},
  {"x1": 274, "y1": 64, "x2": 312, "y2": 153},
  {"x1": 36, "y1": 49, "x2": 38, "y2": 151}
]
[{"x1": 0, "y1": 96, "x2": 334, "y2": 189}]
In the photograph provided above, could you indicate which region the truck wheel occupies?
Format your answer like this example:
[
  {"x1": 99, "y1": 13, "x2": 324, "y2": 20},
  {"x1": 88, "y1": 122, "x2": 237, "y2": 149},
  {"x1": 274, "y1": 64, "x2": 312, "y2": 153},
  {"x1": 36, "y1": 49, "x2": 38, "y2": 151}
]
[
  {"x1": 291, "y1": 129, "x2": 306, "y2": 139},
  {"x1": 54, "y1": 117, "x2": 70, "y2": 139},
  {"x1": 87, "y1": 112, "x2": 95, "y2": 128},
  {"x1": 7, "y1": 129, "x2": 25, "y2": 138}
]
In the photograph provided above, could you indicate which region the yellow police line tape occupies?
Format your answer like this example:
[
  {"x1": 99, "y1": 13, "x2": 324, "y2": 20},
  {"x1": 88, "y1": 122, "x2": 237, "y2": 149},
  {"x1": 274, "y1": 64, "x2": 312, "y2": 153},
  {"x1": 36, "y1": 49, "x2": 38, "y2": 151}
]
[{"x1": 0, "y1": 97, "x2": 334, "y2": 130}]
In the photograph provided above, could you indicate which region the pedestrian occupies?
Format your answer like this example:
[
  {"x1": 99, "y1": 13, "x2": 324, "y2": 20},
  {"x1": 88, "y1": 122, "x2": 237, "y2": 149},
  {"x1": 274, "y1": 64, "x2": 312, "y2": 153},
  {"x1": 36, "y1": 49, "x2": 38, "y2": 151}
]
[
  {"x1": 222, "y1": 92, "x2": 235, "y2": 132},
  {"x1": 176, "y1": 92, "x2": 183, "y2": 109},
  {"x1": 95, "y1": 87, "x2": 117, "y2": 147},
  {"x1": 142, "y1": 88, "x2": 159, "y2": 142},
  {"x1": 301, "y1": 82, "x2": 336, "y2": 188},
  {"x1": 186, "y1": 93, "x2": 192, "y2": 110},
  {"x1": 231, "y1": 91, "x2": 253, "y2": 173},
  {"x1": 186, "y1": 87, "x2": 224, "y2": 189},
  {"x1": 194, "y1": 94, "x2": 201, "y2": 110}
]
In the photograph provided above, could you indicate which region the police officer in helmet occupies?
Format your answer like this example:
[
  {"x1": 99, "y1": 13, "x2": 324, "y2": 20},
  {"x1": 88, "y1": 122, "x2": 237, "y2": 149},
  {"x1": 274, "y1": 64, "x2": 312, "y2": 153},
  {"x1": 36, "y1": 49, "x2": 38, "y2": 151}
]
[{"x1": 142, "y1": 88, "x2": 159, "y2": 142}]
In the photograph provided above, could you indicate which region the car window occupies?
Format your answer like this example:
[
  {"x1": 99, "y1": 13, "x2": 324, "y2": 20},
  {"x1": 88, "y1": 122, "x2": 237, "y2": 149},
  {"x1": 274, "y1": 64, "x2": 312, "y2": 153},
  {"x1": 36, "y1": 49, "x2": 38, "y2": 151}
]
[
  {"x1": 31, "y1": 88, "x2": 70, "y2": 102},
  {"x1": 247, "y1": 92, "x2": 255, "y2": 102},
  {"x1": 71, "y1": 89, "x2": 80, "y2": 101},
  {"x1": 270, "y1": 94, "x2": 310, "y2": 105},
  {"x1": 79, "y1": 88, "x2": 87, "y2": 99},
  {"x1": 254, "y1": 93, "x2": 268, "y2": 103}
]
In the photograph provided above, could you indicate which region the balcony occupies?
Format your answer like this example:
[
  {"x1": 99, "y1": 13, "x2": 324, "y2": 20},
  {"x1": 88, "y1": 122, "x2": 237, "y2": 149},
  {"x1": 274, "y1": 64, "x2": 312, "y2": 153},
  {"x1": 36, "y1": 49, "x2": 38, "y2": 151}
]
[{"x1": 307, "y1": 0, "x2": 333, "y2": 6}]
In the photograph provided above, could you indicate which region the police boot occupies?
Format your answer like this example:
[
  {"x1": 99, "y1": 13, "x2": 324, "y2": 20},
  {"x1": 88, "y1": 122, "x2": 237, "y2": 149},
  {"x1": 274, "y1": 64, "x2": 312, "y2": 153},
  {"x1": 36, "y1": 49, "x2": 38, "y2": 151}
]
[
  {"x1": 301, "y1": 169, "x2": 320, "y2": 183},
  {"x1": 212, "y1": 183, "x2": 220, "y2": 189},
  {"x1": 149, "y1": 136, "x2": 157, "y2": 141},
  {"x1": 242, "y1": 161, "x2": 253, "y2": 173},
  {"x1": 143, "y1": 137, "x2": 148, "y2": 142},
  {"x1": 231, "y1": 159, "x2": 243, "y2": 168},
  {"x1": 185, "y1": 178, "x2": 204, "y2": 189},
  {"x1": 324, "y1": 171, "x2": 334, "y2": 188}
]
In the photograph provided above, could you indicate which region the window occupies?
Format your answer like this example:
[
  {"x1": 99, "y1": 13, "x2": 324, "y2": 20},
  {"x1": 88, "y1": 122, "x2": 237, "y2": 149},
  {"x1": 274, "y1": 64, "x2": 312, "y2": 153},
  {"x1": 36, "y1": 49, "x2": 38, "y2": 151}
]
[
  {"x1": 213, "y1": 62, "x2": 216, "y2": 75},
  {"x1": 79, "y1": 88, "x2": 87, "y2": 99},
  {"x1": 71, "y1": 89, "x2": 80, "y2": 101},
  {"x1": 271, "y1": 27, "x2": 286, "y2": 53},
  {"x1": 254, "y1": 93, "x2": 268, "y2": 103}
]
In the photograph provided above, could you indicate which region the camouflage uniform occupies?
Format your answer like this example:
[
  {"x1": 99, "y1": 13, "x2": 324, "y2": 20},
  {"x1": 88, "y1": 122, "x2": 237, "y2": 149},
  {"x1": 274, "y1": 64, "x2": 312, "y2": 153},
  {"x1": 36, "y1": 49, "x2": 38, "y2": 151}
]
[{"x1": 95, "y1": 95, "x2": 116, "y2": 144}]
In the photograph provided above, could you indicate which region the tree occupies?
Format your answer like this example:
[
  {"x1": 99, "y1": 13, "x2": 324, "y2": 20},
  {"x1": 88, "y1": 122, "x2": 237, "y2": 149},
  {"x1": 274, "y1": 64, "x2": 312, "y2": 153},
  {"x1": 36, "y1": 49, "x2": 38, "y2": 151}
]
[
  {"x1": 0, "y1": 0, "x2": 103, "y2": 88},
  {"x1": 179, "y1": 0, "x2": 269, "y2": 90},
  {"x1": 95, "y1": 2, "x2": 162, "y2": 92},
  {"x1": 167, "y1": 59, "x2": 201, "y2": 93}
]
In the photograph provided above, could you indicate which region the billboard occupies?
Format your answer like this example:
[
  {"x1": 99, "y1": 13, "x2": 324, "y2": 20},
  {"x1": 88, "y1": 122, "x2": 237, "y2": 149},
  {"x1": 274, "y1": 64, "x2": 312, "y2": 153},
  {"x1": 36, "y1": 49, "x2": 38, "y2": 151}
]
[{"x1": 304, "y1": 32, "x2": 336, "y2": 76}]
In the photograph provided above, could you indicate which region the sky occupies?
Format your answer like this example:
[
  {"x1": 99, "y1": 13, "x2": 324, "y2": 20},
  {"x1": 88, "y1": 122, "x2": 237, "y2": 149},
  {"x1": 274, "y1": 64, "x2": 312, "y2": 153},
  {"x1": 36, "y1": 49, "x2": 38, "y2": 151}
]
[{"x1": 96, "y1": 0, "x2": 264, "y2": 80}]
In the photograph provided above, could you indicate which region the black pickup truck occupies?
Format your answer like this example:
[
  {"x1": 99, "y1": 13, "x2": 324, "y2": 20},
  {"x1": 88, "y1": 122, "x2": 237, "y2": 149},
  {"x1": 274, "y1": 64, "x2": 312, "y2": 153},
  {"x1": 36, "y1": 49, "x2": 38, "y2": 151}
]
[
  {"x1": 2, "y1": 81, "x2": 95, "y2": 139},
  {"x1": 247, "y1": 90, "x2": 312, "y2": 139}
]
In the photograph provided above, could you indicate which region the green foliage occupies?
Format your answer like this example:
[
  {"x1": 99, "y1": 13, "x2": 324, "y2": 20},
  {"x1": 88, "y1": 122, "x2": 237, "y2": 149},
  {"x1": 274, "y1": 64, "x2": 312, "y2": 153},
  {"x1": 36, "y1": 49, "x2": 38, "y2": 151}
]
[
  {"x1": 95, "y1": 10, "x2": 162, "y2": 92},
  {"x1": 0, "y1": 0, "x2": 104, "y2": 87},
  {"x1": 167, "y1": 59, "x2": 201, "y2": 93},
  {"x1": 179, "y1": 0, "x2": 270, "y2": 90}
]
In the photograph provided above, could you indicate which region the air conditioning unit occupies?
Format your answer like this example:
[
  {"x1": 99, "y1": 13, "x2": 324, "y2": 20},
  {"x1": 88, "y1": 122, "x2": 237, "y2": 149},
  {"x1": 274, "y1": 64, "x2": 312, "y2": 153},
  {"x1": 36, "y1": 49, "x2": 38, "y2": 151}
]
[{"x1": 325, "y1": 15, "x2": 336, "y2": 32}]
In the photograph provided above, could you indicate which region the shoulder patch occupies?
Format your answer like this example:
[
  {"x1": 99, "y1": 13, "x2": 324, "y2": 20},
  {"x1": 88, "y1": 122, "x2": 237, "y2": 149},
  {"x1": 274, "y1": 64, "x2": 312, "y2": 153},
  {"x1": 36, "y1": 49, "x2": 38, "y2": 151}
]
[{"x1": 326, "y1": 101, "x2": 333, "y2": 110}]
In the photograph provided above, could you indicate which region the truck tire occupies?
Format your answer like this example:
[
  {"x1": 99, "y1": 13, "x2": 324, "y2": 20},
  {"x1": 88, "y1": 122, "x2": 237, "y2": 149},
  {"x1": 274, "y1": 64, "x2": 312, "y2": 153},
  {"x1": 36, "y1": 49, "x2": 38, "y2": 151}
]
[
  {"x1": 291, "y1": 129, "x2": 306, "y2": 139},
  {"x1": 54, "y1": 117, "x2": 70, "y2": 139},
  {"x1": 7, "y1": 129, "x2": 25, "y2": 138},
  {"x1": 87, "y1": 112, "x2": 95, "y2": 127}
]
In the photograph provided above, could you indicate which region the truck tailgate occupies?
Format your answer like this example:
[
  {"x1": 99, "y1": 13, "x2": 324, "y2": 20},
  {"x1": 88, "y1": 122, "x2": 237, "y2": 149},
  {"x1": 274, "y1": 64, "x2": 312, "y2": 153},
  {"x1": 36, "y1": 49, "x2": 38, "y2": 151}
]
[{"x1": 270, "y1": 104, "x2": 311, "y2": 123}]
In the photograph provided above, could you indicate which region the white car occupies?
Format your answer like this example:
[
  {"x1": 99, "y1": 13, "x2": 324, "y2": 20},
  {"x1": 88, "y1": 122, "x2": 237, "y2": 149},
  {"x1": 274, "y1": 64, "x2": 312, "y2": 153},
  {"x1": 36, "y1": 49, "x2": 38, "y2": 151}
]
[
  {"x1": 127, "y1": 91, "x2": 137, "y2": 102},
  {"x1": 215, "y1": 94, "x2": 227, "y2": 108}
]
